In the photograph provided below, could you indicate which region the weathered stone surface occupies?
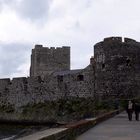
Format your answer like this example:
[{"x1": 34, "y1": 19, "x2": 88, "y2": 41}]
[
  {"x1": 94, "y1": 37, "x2": 140, "y2": 100},
  {"x1": 30, "y1": 45, "x2": 70, "y2": 77},
  {"x1": 0, "y1": 37, "x2": 140, "y2": 112}
]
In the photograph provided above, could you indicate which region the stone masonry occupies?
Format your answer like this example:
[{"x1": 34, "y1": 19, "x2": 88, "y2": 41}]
[
  {"x1": 94, "y1": 37, "x2": 140, "y2": 100},
  {"x1": 30, "y1": 45, "x2": 70, "y2": 77},
  {"x1": 0, "y1": 37, "x2": 140, "y2": 109}
]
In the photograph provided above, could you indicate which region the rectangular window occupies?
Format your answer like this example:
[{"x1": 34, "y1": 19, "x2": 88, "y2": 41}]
[
  {"x1": 57, "y1": 75, "x2": 63, "y2": 82},
  {"x1": 77, "y1": 75, "x2": 84, "y2": 81}
]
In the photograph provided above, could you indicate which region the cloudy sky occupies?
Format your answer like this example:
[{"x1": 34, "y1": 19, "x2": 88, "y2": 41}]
[{"x1": 0, "y1": 0, "x2": 140, "y2": 78}]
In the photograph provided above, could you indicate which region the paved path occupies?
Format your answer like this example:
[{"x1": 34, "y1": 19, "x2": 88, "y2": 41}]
[{"x1": 76, "y1": 112, "x2": 140, "y2": 140}]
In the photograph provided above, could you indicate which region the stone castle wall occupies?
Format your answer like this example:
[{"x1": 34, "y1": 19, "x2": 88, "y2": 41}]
[
  {"x1": 0, "y1": 76, "x2": 64, "y2": 108},
  {"x1": 0, "y1": 37, "x2": 140, "y2": 110},
  {"x1": 0, "y1": 63, "x2": 95, "y2": 109}
]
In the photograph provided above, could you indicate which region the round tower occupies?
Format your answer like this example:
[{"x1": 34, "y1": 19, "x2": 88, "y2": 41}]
[{"x1": 94, "y1": 37, "x2": 140, "y2": 99}]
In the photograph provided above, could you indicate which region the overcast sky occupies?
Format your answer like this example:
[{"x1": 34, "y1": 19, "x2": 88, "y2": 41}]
[{"x1": 0, "y1": 0, "x2": 140, "y2": 78}]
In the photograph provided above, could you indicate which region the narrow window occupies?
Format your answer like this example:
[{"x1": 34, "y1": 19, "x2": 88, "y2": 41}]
[
  {"x1": 102, "y1": 63, "x2": 105, "y2": 69},
  {"x1": 57, "y1": 75, "x2": 63, "y2": 82},
  {"x1": 126, "y1": 59, "x2": 131, "y2": 66},
  {"x1": 77, "y1": 75, "x2": 84, "y2": 81},
  {"x1": 38, "y1": 76, "x2": 43, "y2": 83}
]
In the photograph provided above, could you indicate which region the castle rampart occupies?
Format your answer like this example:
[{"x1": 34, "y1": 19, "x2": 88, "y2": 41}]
[{"x1": 0, "y1": 37, "x2": 140, "y2": 110}]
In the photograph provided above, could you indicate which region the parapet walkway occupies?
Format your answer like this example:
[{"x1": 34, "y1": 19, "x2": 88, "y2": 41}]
[{"x1": 76, "y1": 112, "x2": 140, "y2": 140}]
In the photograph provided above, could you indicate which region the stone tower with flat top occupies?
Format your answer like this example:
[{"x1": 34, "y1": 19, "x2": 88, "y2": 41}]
[{"x1": 30, "y1": 45, "x2": 70, "y2": 77}]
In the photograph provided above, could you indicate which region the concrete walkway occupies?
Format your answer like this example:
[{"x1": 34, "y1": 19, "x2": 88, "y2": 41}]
[{"x1": 76, "y1": 112, "x2": 140, "y2": 140}]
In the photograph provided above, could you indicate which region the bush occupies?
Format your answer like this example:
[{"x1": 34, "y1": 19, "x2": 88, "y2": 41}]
[{"x1": 0, "y1": 105, "x2": 15, "y2": 113}]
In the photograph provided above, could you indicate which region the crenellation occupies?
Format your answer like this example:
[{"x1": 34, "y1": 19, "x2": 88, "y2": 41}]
[
  {"x1": 0, "y1": 78, "x2": 11, "y2": 91},
  {"x1": 12, "y1": 77, "x2": 27, "y2": 81},
  {"x1": 62, "y1": 46, "x2": 70, "y2": 48},
  {"x1": 35, "y1": 44, "x2": 43, "y2": 49},
  {"x1": 90, "y1": 56, "x2": 95, "y2": 65},
  {"x1": 56, "y1": 47, "x2": 61, "y2": 50},
  {"x1": 104, "y1": 37, "x2": 122, "y2": 43},
  {"x1": 50, "y1": 47, "x2": 55, "y2": 50},
  {"x1": 0, "y1": 78, "x2": 11, "y2": 84}
]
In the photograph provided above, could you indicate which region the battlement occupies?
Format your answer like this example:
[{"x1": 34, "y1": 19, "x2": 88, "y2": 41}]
[
  {"x1": 104, "y1": 37, "x2": 122, "y2": 43},
  {"x1": 90, "y1": 56, "x2": 95, "y2": 65},
  {"x1": 0, "y1": 78, "x2": 11, "y2": 83},
  {"x1": 35, "y1": 44, "x2": 43, "y2": 49},
  {"x1": 34, "y1": 45, "x2": 70, "y2": 50},
  {"x1": 12, "y1": 77, "x2": 27, "y2": 84},
  {"x1": 0, "y1": 76, "x2": 43, "y2": 86},
  {"x1": 32, "y1": 45, "x2": 70, "y2": 54},
  {"x1": 0, "y1": 77, "x2": 28, "y2": 87},
  {"x1": 104, "y1": 37, "x2": 137, "y2": 44},
  {"x1": 94, "y1": 37, "x2": 138, "y2": 49},
  {"x1": 0, "y1": 78, "x2": 11, "y2": 89}
]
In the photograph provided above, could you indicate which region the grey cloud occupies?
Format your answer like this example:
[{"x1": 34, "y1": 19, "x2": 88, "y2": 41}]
[
  {"x1": 2, "y1": 0, "x2": 15, "y2": 4},
  {"x1": 0, "y1": 0, "x2": 52, "y2": 22},
  {"x1": 0, "y1": 0, "x2": 15, "y2": 7},
  {"x1": 0, "y1": 0, "x2": 9, "y2": 11},
  {"x1": 16, "y1": 0, "x2": 52, "y2": 21},
  {"x1": 0, "y1": 42, "x2": 32, "y2": 78}
]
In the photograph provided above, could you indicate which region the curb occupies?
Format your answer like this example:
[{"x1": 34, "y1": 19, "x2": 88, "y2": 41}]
[{"x1": 39, "y1": 110, "x2": 120, "y2": 140}]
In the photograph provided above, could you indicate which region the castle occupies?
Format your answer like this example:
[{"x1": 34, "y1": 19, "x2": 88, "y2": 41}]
[{"x1": 0, "y1": 37, "x2": 140, "y2": 109}]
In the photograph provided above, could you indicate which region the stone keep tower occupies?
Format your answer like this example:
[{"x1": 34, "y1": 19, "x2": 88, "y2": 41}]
[
  {"x1": 94, "y1": 37, "x2": 140, "y2": 99},
  {"x1": 30, "y1": 45, "x2": 70, "y2": 77}
]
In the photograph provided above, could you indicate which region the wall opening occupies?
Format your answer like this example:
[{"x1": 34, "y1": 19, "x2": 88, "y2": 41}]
[
  {"x1": 126, "y1": 59, "x2": 131, "y2": 66},
  {"x1": 57, "y1": 75, "x2": 63, "y2": 82},
  {"x1": 77, "y1": 75, "x2": 84, "y2": 81},
  {"x1": 102, "y1": 63, "x2": 105, "y2": 69}
]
